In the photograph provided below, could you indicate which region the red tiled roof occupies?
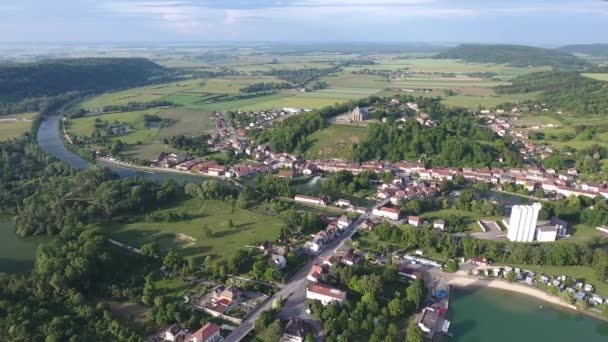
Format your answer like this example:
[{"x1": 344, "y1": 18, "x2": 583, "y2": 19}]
[
  {"x1": 192, "y1": 323, "x2": 220, "y2": 342},
  {"x1": 307, "y1": 282, "x2": 346, "y2": 300}
]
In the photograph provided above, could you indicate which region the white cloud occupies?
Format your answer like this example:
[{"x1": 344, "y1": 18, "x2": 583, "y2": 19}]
[{"x1": 99, "y1": 1, "x2": 215, "y2": 33}]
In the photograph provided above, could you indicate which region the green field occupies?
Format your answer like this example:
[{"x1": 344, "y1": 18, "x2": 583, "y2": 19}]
[
  {"x1": 0, "y1": 112, "x2": 36, "y2": 141},
  {"x1": 305, "y1": 124, "x2": 368, "y2": 160},
  {"x1": 68, "y1": 107, "x2": 212, "y2": 144},
  {"x1": 106, "y1": 198, "x2": 283, "y2": 260},
  {"x1": 442, "y1": 92, "x2": 539, "y2": 109},
  {"x1": 581, "y1": 73, "x2": 608, "y2": 81}
]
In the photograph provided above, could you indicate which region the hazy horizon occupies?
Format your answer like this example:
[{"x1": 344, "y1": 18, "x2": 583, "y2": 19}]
[{"x1": 1, "y1": 0, "x2": 608, "y2": 45}]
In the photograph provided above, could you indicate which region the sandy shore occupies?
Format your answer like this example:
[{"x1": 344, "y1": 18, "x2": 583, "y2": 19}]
[{"x1": 446, "y1": 276, "x2": 578, "y2": 311}]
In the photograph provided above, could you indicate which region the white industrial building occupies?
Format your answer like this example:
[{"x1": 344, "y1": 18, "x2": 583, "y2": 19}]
[
  {"x1": 507, "y1": 203, "x2": 542, "y2": 242},
  {"x1": 507, "y1": 203, "x2": 568, "y2": 242}
]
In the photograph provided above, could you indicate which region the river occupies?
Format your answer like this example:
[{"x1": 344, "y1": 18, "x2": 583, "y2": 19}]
[
  {"x1": 446, "y1": 287, "x2": 608, "y2": 342},
  {"x1": 36, "y1": 113, "x2": 207, "y2": 183}
]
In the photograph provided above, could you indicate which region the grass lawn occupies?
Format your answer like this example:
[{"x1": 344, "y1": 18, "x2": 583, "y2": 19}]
[
  {"x1": 498, "y1": 264, "x2": 608, "y2": 298},
  {"x1": 419, "y1": 209, "x2": 504, "y2": 233},
  {"x1": 0, "y1": 112, "x2": 36, "y2": 141},
  {"x1": 305, "y1": 124, "x2": 368, "y2": 160},
  {"x1": 516, "y1": 114, "x2": 562, "y2": 127},
  {"x1": 106, "y1": 198, "x2": 283, "y2": 261}
]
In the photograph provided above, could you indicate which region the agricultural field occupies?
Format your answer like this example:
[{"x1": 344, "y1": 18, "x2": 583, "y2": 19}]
[
  {"x1": 0, "y1": 112, "x2": 36, "y2": 141},
  {"x1": 66, "y1": 108, "x2": 213, "y2": 144},
  {"x1": 106, "y1": 198, "x2": 283, "y2": 261},
  {"x1": 442, "y1": 92, "x2": 539, "y2": 109},
  {"x1": 305, "y1": 124, "x2": 368, "y2": 160}
]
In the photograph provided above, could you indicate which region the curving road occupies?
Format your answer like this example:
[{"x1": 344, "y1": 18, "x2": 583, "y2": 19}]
[{"x1": 224, "y1": 198, "x2": 390, "y2": 342}]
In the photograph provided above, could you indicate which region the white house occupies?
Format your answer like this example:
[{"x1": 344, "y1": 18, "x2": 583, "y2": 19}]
[
  {"x1": 408, "y1": 216, "x2": 422, "y2": 227},
  {"x1": 306, "y1": 282, "x2": 346, "y2": 306},
  {"x1": 372, "y1": 207, "x2": 400, "y2": 221},
  {"x1": 294, "y1": 195, "x2": 327, "y2": 207},
  {"x1": 337, "y1": 215, "x2": 352, "y2": 229},
  {"x1": 433, "y1": 219, "x2": 445, "y2": 230}
]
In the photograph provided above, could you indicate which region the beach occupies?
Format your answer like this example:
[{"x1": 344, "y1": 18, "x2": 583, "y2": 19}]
[{"x1": 446, "y1": 275, "x2": 577, "y2": 311}]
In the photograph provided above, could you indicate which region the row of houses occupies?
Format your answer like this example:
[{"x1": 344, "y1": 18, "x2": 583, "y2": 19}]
[{"x1": 306, "y1": 215, "x2": 352, "y2": 253}]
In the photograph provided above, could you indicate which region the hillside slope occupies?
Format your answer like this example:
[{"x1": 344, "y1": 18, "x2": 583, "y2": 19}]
[
  {"x1": 0, "y1": 58, "x2": 165, "y2": 103},
  {"x1": 435, "y1": 44, "x2": 589, "y2": 69},
  {"x1": 496, "y1": 71, "x2": 608, "y2": 115},
  {"x1": 560, "y1": 44, "x2": 608, "y2": 57}
]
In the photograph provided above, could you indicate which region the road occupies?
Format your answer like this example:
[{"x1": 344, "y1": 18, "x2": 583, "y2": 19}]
[{"x1": 224, "y1": 198, "x2": 390, "y2": 342}]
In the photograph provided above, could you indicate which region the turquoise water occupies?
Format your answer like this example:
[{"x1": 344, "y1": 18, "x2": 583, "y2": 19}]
[{"x1": 447, "y1": 287, "x2": 608, "y2": 342}]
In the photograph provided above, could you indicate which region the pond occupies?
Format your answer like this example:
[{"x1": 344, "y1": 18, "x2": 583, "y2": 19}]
[{"x1": 0, "y1": 218, "x2": 48, "y2": 274}]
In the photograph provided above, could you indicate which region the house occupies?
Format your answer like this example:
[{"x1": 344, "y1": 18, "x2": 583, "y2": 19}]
[
  {"x1": 398, "y1": 266, "x2": 422, "y2": 280},
  {"x1": 164, "y1": 323, "x2": 186, "y2": 342},
  {"x1": 433, "y1": 220, "x2": 445, "y2": 230},
  {"x1": 584, "y1": 284, "x2": 594, "y2": 293},
  {"x1": 372, "y1": 207, "x2": 401, "y2": 221},
  {"x1": 408, "y1": 216, "x2": 422, "y2": 227},
  {"x1": 217, "y1": 286, "x2": 241, "y2": 303},
  {"x1": 271, "y1": 254, "x2": 287, "y2": 269},
  {"x1": 307, "y1": 265, "x2": 325, "y2": 283},
  {"x1": 359, "y1": 219, "x2": 377, "y2": 230},
  {"x1": 336, "y1": 199, "x2": 351, "y2": 207},
  {"x1": 337, "y1": 215, "x2": 352, "y2": 229},
  {"x1": 277, "y1": 169, "x2": 296, "y2": 178},
  {"x1": 207, "y1": 166, "x2": 226, "y2": 177},
  {"x1": 306, "y1": 282, "x2": 347, "y2": 306},
  {"x1": 294, "y1": 195, "x2": 328, "y2": 207},
  {"x1": 191, "y1": 322, "x2": 222, "y2": 342},
  {"x1": 281, "y1": 319, "x2": 311, "y2": 342},
  {"x1": 470, "y1": 258, "x2": 491, "y2": 266}
]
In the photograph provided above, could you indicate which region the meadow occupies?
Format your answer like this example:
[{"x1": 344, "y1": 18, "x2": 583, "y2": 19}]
[
  {"x1": 305, "y1": 124, "x2": 368, "y2": 160},
  {"x1": 106, "y1": 198, "x2": 283, "y2": 261},
  {"x1": 0, "y1": 112, "x2": 36, "y2": 141}
]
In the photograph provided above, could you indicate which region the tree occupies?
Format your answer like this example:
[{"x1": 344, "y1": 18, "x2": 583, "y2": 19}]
[
  {"x1": 228, "y1": 218, "x2": 235, "y2": 230},
  {"x1": 406, "y1": 323, "x2": 424, "y2": 342},
  {"x1": 406, "y1": 278, "x2": 425, "y2": 309},
  {"x1": 201, "y1": 225, "x2": 213, "y2": 238},
  {"x1": 359, "y1": 274, "x2": 382, "y2": 297},
  {"x1": 505, "y1": 271, "x2": 516, "y2": 283},
  {"x1": 444, "y1": 259, "x2": 459, "y2": 273},
  {"x1": 163, "y1": 250, "x2": 184, "y2": 270},
  {"x1": 383, "y1": 264, "x2": 398, "y2": 282},
  {"x1": 141, "y1": 242, "x2": 159, "y2": 257},
  {"x1": 259, "y1": 320, "x2": 282, "y2": 342}
]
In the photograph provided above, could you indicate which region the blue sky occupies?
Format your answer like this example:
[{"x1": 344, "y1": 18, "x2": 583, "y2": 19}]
[{"x1": 1, "y1": 0, "x2": 608, "y2": 44}]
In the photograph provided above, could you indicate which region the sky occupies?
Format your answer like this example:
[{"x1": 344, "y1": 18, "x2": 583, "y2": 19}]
[{"x1": 1, "y1": 0, "x2": 608, "y2": 45}]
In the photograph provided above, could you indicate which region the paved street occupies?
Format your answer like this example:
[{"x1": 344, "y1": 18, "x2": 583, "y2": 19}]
[{"x1": 224, "y1": 198, "x2": 390, "y2": 342}]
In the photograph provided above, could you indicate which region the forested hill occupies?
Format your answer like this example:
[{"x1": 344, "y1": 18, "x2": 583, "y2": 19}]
[
  {"x1": 0, "y1": 58, "x2": 165, "y2": 103},
  {"x1": 559, "y1": 44, "x2": 608, "y2": 57},
  {"x1": 434, "y1": 44, "x2": 590, "y2": 69},
  {"x1": 496, "y1": 71, "x2": 608, "y2": 115}
]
